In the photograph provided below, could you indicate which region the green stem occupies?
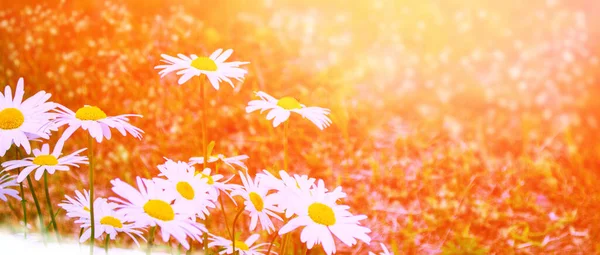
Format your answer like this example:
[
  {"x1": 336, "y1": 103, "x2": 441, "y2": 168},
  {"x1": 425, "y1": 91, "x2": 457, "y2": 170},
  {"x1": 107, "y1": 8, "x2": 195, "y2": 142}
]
[
  {"x1": 104, "y1": 237, "x2": 109, "y2": 254},
  {"x1": 26, "y1": 175, "x2": 46, "y2": 245},
  {"x1": 265, "y1": 228, "x2": 280, "y2": 255},
  {"x1": 216, "y1": 162, "x2": 232, "y2": 239},
  {"x1": 201, "y1": 79, "x2": 208, "y2": 171},
  {"x1": 88, "y1": 135, "x2": 95, "y2": 255},
  {"x1": 281, "y1": 231, "x2": 291, "y2": 254},
  {"x1": 231, "y1": 207, "x2": 245, "y2": 254},
  {"x1": 147, "y1": 226, "x2": 156, "y2": 255},
  {"x1": 14, "y1": 147, "x2": 27, "y2": 239},
  {"x1": 283, "y1": 121, "x2": 289, "y2": 171},
  {"x1": 43, "y1": 172, "x2": 60, "y2": 242}
]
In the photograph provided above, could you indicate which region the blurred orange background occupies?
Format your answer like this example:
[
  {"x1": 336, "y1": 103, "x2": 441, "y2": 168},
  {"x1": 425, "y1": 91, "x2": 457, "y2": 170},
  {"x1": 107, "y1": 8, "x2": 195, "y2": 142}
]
[{"x1": 1, "y1": 0, "x2": 600, "y2": 254}]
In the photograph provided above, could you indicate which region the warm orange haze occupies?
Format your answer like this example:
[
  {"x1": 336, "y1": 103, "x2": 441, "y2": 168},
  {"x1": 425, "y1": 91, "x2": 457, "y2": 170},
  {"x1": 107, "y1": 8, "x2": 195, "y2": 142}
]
[{"x1": 0, "y1": 0, "x2": 599, "y2": 254}]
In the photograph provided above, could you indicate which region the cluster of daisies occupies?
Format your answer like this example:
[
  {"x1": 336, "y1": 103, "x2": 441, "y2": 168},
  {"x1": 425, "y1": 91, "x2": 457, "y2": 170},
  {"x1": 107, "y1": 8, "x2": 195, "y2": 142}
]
[{"x1": 0, "y1": 48, "x2": 392, "y2": 255}]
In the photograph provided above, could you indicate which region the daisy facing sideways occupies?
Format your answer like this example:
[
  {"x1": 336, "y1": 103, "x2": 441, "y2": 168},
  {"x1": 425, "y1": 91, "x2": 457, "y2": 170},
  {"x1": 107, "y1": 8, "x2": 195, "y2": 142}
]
[
  {"x1": 231, "y1": 171, "x2": 282, "y2": 233},
  {"x1": 154, "y1": 159, "x2": 215, "y2": 220},
  {"x1": 195, "y1": 167, "x2": 239, "y2": 203},
  {"x1": 2, "y1": 143, "x2": 87, "y2": 183},
  {"x1": 110, "y1": 177, "x2": 207, "y2": 250},
  {"x1": 50, "y1": 104, "x2": 143, "y2": 144},
  {"x1": 278, "y1": 180, "x2": 371, "y2": 255},
  {"x1": 246, "y1": 91, "x2": 332, "y2": 130},
  {"x1": 58, "y1": 189, "x2": 91, "y2": 220},
  {"x1": 189, "y1": 153, "x2": 249, "y2": 170},
  {"x1": 155, "y1": 49, "x2": 249, "y2": 89},
  {"x1": 76, "y1": 197, "x2": 145, "y2": 246},
  {"x1": 0, "y1": 77, "x2": 57, "y2": 156},
  {"x1": 0, "y1": 171, "x2": 19, "y2": 202},
  {"x1": 208, "y1": 233, "x2": 273, "y2": 255}
]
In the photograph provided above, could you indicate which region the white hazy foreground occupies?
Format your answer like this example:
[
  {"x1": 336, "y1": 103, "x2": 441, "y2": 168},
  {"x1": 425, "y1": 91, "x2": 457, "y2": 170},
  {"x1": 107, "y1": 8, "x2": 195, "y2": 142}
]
[{"x1": 0, "y1": 231, "x2": 171, "y2": 255}]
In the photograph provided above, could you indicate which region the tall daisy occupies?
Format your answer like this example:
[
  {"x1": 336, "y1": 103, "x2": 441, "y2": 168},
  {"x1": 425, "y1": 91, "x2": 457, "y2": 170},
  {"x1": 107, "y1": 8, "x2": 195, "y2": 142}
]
[
  {"x1": 245, "y1": 91, "x2": 332, "y2": 130},
  {"x1": 2, "y1": 143, "x2": 87, "y2": 183},
  {"x1": 155, "y1": 49, "x2": 249, "y2": 89},
  {"x1": 0, "y1": 77, "x2": 57, "y2": 156},
  {"x1": 153, "y1": 159, "x2": 215, "y2": 220},
  {"x1": 58, "y1": 189, "x2": 91, "y2": 220},
  {"x1": 110, "y1": 177, "x2": 207, "y2": 250},
  {"x1": 231, "y1": 171, "x2": 282, "y2": 233},
  {"x1": 278, "y1": 180, "x2": 371, "y2": 255},
  {"x1": 368, "y1": 243, "x2": 393, "y2": 255},
  {"x1": 190, "y1": 153, "x2": 249, "y2": 171},
  {"x1": 208, "y1": 234, "x2": 273, "y2": 255},
  {"x1": 257, "y1": 170, "x2": 315, "y2": 218},
  {"x1": 77, "y1": 197, "x2": 146, "y2": 246},
  {"x1": 0, "y1": 170, "x2": 19, "y2": 202},
  {"x1": 51, "y1": 105, "x2": 143, "y2": 144}
]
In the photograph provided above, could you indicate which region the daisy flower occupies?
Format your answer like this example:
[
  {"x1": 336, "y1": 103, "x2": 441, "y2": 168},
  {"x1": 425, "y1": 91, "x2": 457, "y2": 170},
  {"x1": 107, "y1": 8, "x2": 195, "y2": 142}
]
[
  {"x1": 77, "y1": 197, "x2": 145, "y2": 246},
  {"x1": 208, "y1": 234, "x2": 273, "y2": 255},
  {"x1": 231, "y1": 171, "x2": 282, "y2": 233},
  {"x1": 110, "y1": 177, "x2": 207, "y2": 250},
  {"x1": 0, "y1": 77, "x2": 57, "y2": 156},
  {"x1": 155, "y1": 49, "x2": 250, "y2": 89},
  {"x1": 257, "y1": 170, "x2": 315, "y2": 218},
  {"x1": 190, "y1": 153, "x2": 249, "y2": 170},
  {"x1": 0, "y1": 171, "x2": 19, "y2": 202},
  {"x1": 245, "y1": 91, "x2": 332, "y2": 130},
  {"x1": 368, "y1": 243, "x2": 393, "y2": 255},
  {"x1": 2, "y1": 143, "x2": 87, "y2": 183},
  {"x1": 58, "y1": 189, "x2": 91, "y2": 220},
  {"x1": 51, "y1": 104, "x2": 143, "y2": 144},
  {"x1": 278, "y1": 180, "x2": 371, "y2": 255},
  {"x1": 153, "y1": 159, "x2": 215, "y2": 220},
  {"x1": 195, "y1": 167, "x2": 239, "y2": 203}
]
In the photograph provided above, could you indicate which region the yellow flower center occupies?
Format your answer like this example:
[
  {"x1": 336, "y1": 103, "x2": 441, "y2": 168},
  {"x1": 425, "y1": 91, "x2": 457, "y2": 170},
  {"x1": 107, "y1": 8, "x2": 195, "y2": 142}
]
[
  {"x1": 197, "y1": 173, "x2": 215, "y2": 185},
  {"x1": 249, "y1": 192, "x2": 264, "y2": 212},
  {"x1": 75, "y1": 106, "x2": 107, "y2": 121},
  {"x1": 0, "y1": 108, "x2": 25, "y2": 130},
  {"x1": 308, "y1": 202, "x2": 336, "y2": 226},
  {"x1": 277, "y1": 97, "x2": 302, "y2": 110},
  {"x1": 83, "y1": 206, "x2": 90, "y2": 212},
  {"x1": 32, "y1": 155, "x2": 59, "y2": 166},
  {"x1": 190, "y1": 57, "x2": 218, "y2": 71},
  {"x1": 143, "y1": 199, "x2": 175, "y2": 221},
  {"x1": 176, "y1": 181, "x2": 195, "y2": 200},
  {"x1": 100, "y1": 216, "x2": 123, "y2": 228},
  {"x1": 233, "y1": 240, "x2": 249, "y2": 251}
]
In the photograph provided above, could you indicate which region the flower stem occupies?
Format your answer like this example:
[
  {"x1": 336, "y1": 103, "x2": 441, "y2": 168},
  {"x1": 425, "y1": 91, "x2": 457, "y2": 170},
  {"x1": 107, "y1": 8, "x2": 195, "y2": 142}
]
[
  {"x1": 14, "y1": 147, "x2": 27, "y2": 239},
  {"x1": 231, "y1": 207, "x2": 245, "y2": 253},
  {"x1": 265, "y1": 228, "x2": 280, "y2": 255},
  {"x1": 43, "y1": 171, "x2": 60, "y2": 242},
  {"x1": 283, "y1": 121, "x2": 289, "y2": 171},
  {"x1": 104, "y1": 237, "x2": 109, "y2": 255},
  {"x1": 216, "y1": 162, "x2": 232, "y2": 238},
  {"x1": 200, "y1": 79, "x2": 208, "y2": 171},
  {"x1": 88, "y1": 135, "x2": 95, "y2": 255},
  {"x1": 281, "y1": 232, "x2": 291, "y2": 254},
  {"x1": 147, "y1": 226, "x2": 156, "y2": 255},
  {"x1": 26, "y1": 175, "x2": 46, "y2": 245}
]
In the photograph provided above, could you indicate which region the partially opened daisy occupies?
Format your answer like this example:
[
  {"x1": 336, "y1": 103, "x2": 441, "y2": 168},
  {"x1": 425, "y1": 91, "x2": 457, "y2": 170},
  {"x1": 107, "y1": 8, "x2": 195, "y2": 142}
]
[
  {"x1": 368, "y1": 243, "x2": 393, "y2": 255},
  {"x1": 246, "y1": 91, "x2": 332, "y2": 130},
  {"x1": 154, "y1": 159, "x2": 215, "y2": 220},
  {"x1": 257, "y1": 170, "x2": 316, "y2": 218},
  {"x1": 231, "y1": 171, "x2": 282, "y2": 233},
  {"x1": 51, "y1": 104, "x2": 143, "y2": 143},
  {"x1": 155, "y1": 49, "x2": 250, "y2": 89},
  {"x1": 0, "y1": 77, "x2": 57, "y2": 156},
  {"x1": 2, "y1": 143, "x2": 87, "y2": 183},
  {"x1": 77, "y1": 197, "x2": 145, "y2": 246},
  {"x1": 110, "y1": 177, "x2": 206, "y2": 250},
  {"x1": 278, "y1": 180, "x2": 371, "y2": 255},
  {"x1": 195, "y1": 167, "x2": 239, "y2": 203},
  {"x1": 58, "y1": 189, "x2": 91, "y2": 220},
  {"x1": 0, "y1": 171, "x2": 19, "y2": 202},
  {"x1": 208, "y1": 233, "x2": 272, "y2": 255},
  {"x1": 190, "y1": 153, "x2": 249, "y2": 170}
]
